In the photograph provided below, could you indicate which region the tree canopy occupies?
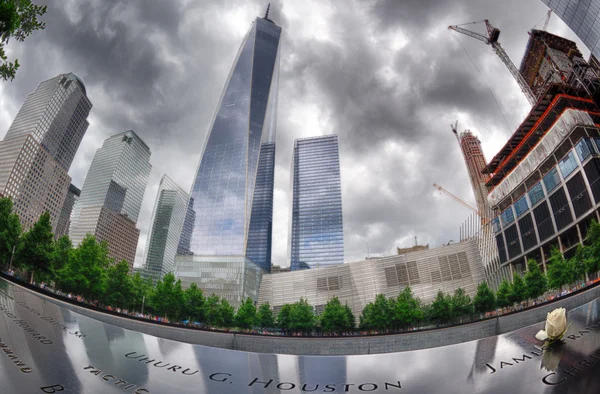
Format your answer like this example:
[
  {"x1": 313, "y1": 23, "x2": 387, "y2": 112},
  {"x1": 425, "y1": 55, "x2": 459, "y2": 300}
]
[
  {"x1": 14, "y1": 211, "x2": 53, "y2": 283},
  {"x1": 0, "y1": 0, "x2": 47, "y2": 81},
  {"x1": 320, "y1": 296, "x2": 354, "y2": 333},
  {"x1": 235, "y1": 297, "x2": 257, "y2": 329},
  {"x1": 473, "y1": 282, "x2": 496, "y2": 313},
  {"x1": 524, "y1": 259, "x2": 547, "y2": 300},
  {"x1": 496, "y1": 279, "x2": 512, "y2": 308},
  {"x1": 0, "y1": 197, "x2": 21, "y2": 268}
]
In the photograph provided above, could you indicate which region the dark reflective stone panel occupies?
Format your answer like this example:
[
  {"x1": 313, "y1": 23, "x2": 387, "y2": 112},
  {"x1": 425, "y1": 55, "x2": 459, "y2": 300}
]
[{"x1": 0, "y1": 278, "x2": 599, "y2": 393}]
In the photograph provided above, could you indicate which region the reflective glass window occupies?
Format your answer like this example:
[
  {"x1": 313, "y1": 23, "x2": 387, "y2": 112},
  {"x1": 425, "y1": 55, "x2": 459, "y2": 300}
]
[
  {"x1": 575, "y1": 138, "x2": 593, "y2": 161},
  {"x1": 558, "y1": 151, "x2": 578, "y2": 178},
  {"x1": 543, "y1": 167, "x2": 560, "y2": 193},
  {"x1": 514, "y1": 195, "x2": 529, "y2": 217},
  {"x1": 492, "y1": 217, "x2": 501, "y2": 233},
  {"x1": 528, "y1": 182, "x2": 545, "y2": 206},
  {"x1": 500, "y1": 206, "x2": 515, "y2": 227}
]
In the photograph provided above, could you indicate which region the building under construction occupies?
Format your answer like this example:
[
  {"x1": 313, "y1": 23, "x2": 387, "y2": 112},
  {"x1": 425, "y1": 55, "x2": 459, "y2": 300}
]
[
  {"x1": 484, "y1": 27, "x2": 600, "y2": 276},
  {"x1": 450, "y1": 20, "x2": 600, "y2": 283},
  {"x1": 454, "y1": 129, "x2": 492, "y2": 217}
]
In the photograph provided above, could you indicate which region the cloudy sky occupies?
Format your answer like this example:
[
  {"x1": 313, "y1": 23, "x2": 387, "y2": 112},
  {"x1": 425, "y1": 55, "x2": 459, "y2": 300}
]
[{"x1": 0, "y1": 0, "x2": 590, "y2": 267}]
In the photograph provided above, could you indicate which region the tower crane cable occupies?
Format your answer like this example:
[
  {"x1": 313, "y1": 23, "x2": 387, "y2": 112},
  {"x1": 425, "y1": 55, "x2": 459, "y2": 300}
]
[{"x1": 451, "y1": 32, "x2": 514, "y2": 136}]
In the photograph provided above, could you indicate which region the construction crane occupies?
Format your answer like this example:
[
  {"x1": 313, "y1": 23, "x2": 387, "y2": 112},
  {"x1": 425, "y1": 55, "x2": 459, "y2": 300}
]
[
  {"x1": 451, "y1": 120, "x2": 459, "y2": 142},
  {"x1": 433, "y1": 183, "x2": 479, "y2": 215},
  {"x1": 448, "y1": 20, "x2": 537, "y2": 106},
  {"x1": 542, "y1": 9, "x2": 552, "y2": 31}
]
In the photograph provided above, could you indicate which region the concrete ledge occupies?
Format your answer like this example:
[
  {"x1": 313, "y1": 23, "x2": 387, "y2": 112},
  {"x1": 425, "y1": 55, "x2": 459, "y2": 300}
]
[{"x1": 4, "y1": 275, "x2": 600, "y2": 355}]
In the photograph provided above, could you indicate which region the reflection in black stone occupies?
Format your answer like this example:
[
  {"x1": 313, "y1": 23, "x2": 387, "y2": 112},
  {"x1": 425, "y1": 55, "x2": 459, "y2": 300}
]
[
  {"x1": 2, "y1": 278, "x2": 600, "y2": 393},
  {"x1": 4, "y1": 283, "x2": 83, "y2": 393}
]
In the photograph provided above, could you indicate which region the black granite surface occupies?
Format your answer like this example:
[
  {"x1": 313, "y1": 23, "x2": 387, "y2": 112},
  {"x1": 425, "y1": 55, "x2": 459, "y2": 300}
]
[{"x1": 0, "y1": 278, "x2": 599, "y2": 393}]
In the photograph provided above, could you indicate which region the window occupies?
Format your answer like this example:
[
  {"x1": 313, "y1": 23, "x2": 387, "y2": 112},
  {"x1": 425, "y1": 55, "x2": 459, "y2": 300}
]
[
  {"x1": 543, "y1": 167, "x2": 560, "y2": 193},
  {"x1": 575, "y1": 138, "x2": 594, "y2": 161},
  {"x1": 492, "y1": 217, "x2": 501, "y2": 233},
  {"x1": 528, "y1": 182, "x2": 545, "y2": 206},
  {"x1": 500, "y1": 206, "x2": 515, "y2": 226},
  {"x1": 514, "y1": 195, "x2": 529, "y2": 217},
  {"x1": 558, "y1": 151, "x2": 578, "y2": 178}
]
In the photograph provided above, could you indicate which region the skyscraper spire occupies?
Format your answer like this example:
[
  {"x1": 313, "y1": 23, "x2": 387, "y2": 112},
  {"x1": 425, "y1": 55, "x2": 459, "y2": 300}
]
[{"x1": 264, "y1": 3, "x2": 270, "y2": 20}]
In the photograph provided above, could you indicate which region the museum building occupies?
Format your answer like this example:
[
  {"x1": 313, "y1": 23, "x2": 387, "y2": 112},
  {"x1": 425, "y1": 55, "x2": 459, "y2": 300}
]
[{"x1": 258, "y1": 238, "x2": 485, "y2": 318}]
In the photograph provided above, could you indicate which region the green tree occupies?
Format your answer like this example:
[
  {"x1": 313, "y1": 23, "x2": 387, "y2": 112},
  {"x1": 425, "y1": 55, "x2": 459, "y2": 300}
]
[
  {"x1": 104, "y1": 260, "x2": 132, "y2": 308},
  {"x1": 473, "y1": 282, "x2": 496, "y2": 313},
  {"x1": 0, "y1": 197, "x2": 21, "y2": 268},
  {"x1": 496, "y1": 279, "x2": 512, "y2": 308},
  {"x1": 288, "y1": 298, "x2": 315, "y2": 332},
  {"x1": 393, "y1": 286, "x2": 424, "y2": 328},
  {"x1": 277, "y1": 303, "x2": 292, "y2": 330},
  {"x1": 0, "y1": 0, "x2": 47, "y2": 81},
  {"x1": 509, "y1": 273, "x2": 527, "y2": 305},
  {"x1": 57, "y1": 235, "x2": 110, "y2": 300},
  {"x1": 50, "y1": 235, "x2": 72, "y2": 282},
  {"x1": 547, "y1": 247, "x2": 572, "y2": 290},
  {"x1": 216, "y1": 298, "x2": 235, "y2": 327},
  {"x1": 583, "y1": 220, "x2": 600, "y2": 277},
  {"x1": 204, "y1": 294, "x2": 221, "y2": 326},
  {"x1": 568, "y1": 248, "x2": 587, "y2": 282},
  {"x1": 524, "y1": 259, "x2": 547, "y2": 300},
  {"x1": 14, "y1": 211, "x2": 54, "y2": 283},
  {"x1": 320, "y1": 296, "x2": 353, "y2": 333},
  {"x1": 256, "y1": 303, "x2": 275, "y2": 328},
  {"x1": 344, "y1": 304, "x2": 356, "y2": 330},
  {"x1": 450, "y1": 287, "x2": 473, "y2": 319},
  {"x1": 183, "y1": 283, "x2": 205, "y2": 322},
  {"x1": 150, "y1": 272, "x2": 185, "y2": 320},
  {"x1": 130, "y1": 272, "x2": 152, "y2": 313},
  {"x1": 235, "y1": 297, "x2": 257, "y2": 329},
  {"x1": 359, "y1": 294, "x2": 391, "y2": 330},
  {"x1": 429, "y1": 290, "x2": 452, "y2": 324}
]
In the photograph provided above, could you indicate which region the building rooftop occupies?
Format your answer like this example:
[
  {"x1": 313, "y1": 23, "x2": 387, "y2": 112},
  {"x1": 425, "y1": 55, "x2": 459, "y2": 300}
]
[
  {"x1": 483, "y1": 85, "x2": 600, "y2": 189},
  {"x1": 519, "y1": 29, "x2": 581, "y2": 87}
]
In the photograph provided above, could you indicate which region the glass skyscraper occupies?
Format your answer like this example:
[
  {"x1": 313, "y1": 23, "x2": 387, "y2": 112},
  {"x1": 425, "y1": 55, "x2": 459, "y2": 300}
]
[
  {"x1": 142, "y1": 175, "x2": 190, "y2": 282},
  {"x1": 289, "y1": 135, "x2": 344, "y2": 270},
  {"x1": 175, "y1": 12, "x2": 281, "y2": 305},
  {"x1": 542, "y1": 0, "x2": 600, "y2": 60},
  {"x1": 70, "y1": 130, "x2": 151, "y2": 268},
  {"x1": 0, "y1": 73, "x2": 92, "y2": 231}
]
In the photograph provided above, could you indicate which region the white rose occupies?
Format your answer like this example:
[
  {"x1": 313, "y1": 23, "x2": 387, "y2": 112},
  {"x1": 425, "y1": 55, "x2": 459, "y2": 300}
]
[{"x1": 535, "y1": 308, "x2": 568, "y2": 342}]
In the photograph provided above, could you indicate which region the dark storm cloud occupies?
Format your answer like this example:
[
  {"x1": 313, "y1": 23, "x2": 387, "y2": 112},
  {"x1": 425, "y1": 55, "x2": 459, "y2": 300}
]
[{"x1": 0, "y1": 0, "x2": 585, "y2": 264}]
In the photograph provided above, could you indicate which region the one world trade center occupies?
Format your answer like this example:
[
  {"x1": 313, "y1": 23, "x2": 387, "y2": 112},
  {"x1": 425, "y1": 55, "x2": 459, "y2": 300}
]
[{"x1": 175, "y1": 8, "x2": 281, "y2": 305}]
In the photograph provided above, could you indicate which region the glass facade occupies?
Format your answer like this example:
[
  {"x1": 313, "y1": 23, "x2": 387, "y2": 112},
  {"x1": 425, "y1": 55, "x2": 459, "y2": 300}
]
[
  {"x1": 142, "y1": 175, "x2": 190, "y2": 282},
  {"x1": 70, "y1": 131, "x2": 151, "y2": 267},
  {"x1": 528, "y1": 181, "x2": 546, "y2": 206},
  {"x1": 186, "y1": 17, "x2": 280, "y2": 268},
  {"x1": 289, "y1": 135, "x2": 344, "y2": 270},
  {"x1": 0, "y1": 74, "x2": 91, "y2": 232},
  {"x1": 5, "y1": 73, "x2": 92, "y2": 171},
  {"x1": 543, "y1": 167, "x2": 561, "y2": 192},
  {"x1": 500, "y1": 206, "x2": 515, "y2": 227},
  {"x1": 542, "y1": 0, "x2": 600, "y2": 61},
  {"x1": 54, "y1": 184, "x2": 81, "y2": 239},
  {"x1": 558, "y1": 151, "x2": 578, "y2": 178},
  {"x1": 514, "y1": 195, "x2": 529, "y2": 217}
]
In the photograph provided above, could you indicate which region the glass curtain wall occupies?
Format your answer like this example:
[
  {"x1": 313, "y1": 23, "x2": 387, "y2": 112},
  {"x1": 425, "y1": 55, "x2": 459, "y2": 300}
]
[{"x1": 289, "y1": 135, "x2": 344, "y2": 270}]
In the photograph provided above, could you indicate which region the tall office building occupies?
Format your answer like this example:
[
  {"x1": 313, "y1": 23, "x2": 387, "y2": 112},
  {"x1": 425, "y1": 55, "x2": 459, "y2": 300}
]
[
  {"x1": 0, "y1": 73, "x2": 92, "y2": 230},
  {"x1": 54, "y1": 184, "x2": 81, "y2": 239},
  {"x1": 69, "y1": 130, "x2": 151, "y2": 268},
  {"x1": 289, "y1": 135, "x2": 344, "y2": 271},
  {"x1": 174, "y1": 10, "x2": 281, "y2": 306},
  {"x1": 142, "y1": 175, "x2": 190, "y2": 282},
  {"x1": 542, "y1": 0, "x2": 600, "y2": 61}
]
